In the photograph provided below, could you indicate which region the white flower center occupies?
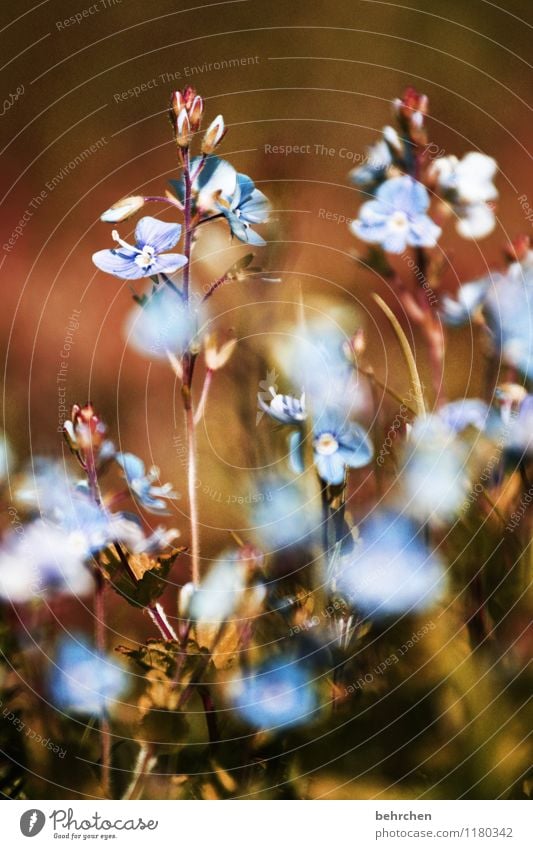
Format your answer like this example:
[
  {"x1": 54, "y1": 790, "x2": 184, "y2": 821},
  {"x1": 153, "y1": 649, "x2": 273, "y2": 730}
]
[
  {"x1": 390, "y1": 211, "x2": 408, "y2": 231},
  {"x1": 314, "y1": 432, "x2": 339, "y2": 455},
  {"x1": 135, "y1": 245, "x2": 156, "y2": 268}
]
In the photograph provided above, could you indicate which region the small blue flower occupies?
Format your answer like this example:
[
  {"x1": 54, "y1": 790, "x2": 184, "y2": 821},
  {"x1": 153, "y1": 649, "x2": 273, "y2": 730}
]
[
  {"x1": 93, "y1": 216, "x2": 187, "y2": 280},
  {"x1": 50, "y1": 636, "x2": 128, "y2": 717},
  {"x1": 258, "y1": 389, "x2": 307, "y2": 425},
  {"x1": 217, "y1": 172, "x2": 270, "y2": 246},
  {"x1": 253, "y1": 479, "x2": 319, "y2": 551},
  {"x1": 351, "y1": 176, "x2": 441, "y2": 254},
  {"x1": 230, "y1": 657, "x2": 316, "y2": 730},
  {"x1": 0, "y1": 520, "x2": 93, "y2": 603},
  {"x1": 313, "y1": 410, "x2": 373, "y2": 485},
  {"x1": 170, "y1": 156, "x2": 238, "y2": 213},
  {"x1": 115, "y1": 453, "x2": 178, "y2": 514},
  {"x1": 437, "y1": 399, "x2": 491, "y2": 433},
  {"x1": 337, "y1": 511, "x2": 446, "y2": 617},
  {"x1": 401, "y1": 416, "x2": 467, "y2": 523},
  {"x1": 350, "y1": 129, "x2": 397, "y2": 191},
  {"x1": 440, "y1": 278, "x2": 491, "y2": 326}
]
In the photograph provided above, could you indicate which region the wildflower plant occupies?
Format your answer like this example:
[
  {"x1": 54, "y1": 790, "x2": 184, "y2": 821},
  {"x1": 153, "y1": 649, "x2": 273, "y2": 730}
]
[{"x1": 0, "y1": 84, "x2": 531, "y2": 803}]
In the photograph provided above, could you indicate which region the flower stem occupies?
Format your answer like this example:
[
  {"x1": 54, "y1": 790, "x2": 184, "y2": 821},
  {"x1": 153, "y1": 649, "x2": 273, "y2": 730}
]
[
  {"x1": 194, "y1": 369, "x2": 213, "y2": 425},
  {"x1": 185, "y1": 403, "x2": 201, "y2": 586},
  {"x1": 182, "y1": 149, "x2": 192, "y2": 304},
  {"x1": 94, "y1": 569, "x2": 111, "y2": 797}
]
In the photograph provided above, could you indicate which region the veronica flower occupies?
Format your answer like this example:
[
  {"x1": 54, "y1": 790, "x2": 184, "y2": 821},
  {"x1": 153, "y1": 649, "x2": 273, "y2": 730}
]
[
  {"x1": 92, "y1": 217, "x2": 187, "y2": 280},
  {"x1": 440, "y1": 277, "x2": 491, "y2": 326},
  {"x1": 170, "y1": 156, "x2": 238, "y2": 214},
  {"x1": 186, "y1": 549, "x2": 265, "y2": 625},
  {"x1": 216, "y1": 172, "x2": 270, "y2": 245},
  {"x1": 124, "y1": 288, "x2": 195, "y2": 360},
  {"x1": 349, "y1": 126, "x2": 399, "y2": 191},
  {"x1": 253, "y1": 479, "x2": 319, "y2": 551},
  {"x1": 0, "y1": 520, "x2": 93, "y2": 603},
  {"x1": 230, "y1": 657, "x2": 316, "y2": 730},
  {"x1": 115, "y1": 453, "x2": 178, "y2": 514},
  {"x1": 351, "y1": 176, "x2": 441, "y2": 254},
  {"x1": 258, "y1": 389, "x2": 307, "y2": 425},
  {"x1": 431, "y1": 152, "x2": 498, "y2": 240},
  {"x1": 337, "y1": 511, "x2": 446, "y2": 617},
  {"x1": 437, "y1": 399, "x2": 491, "y2": 433},
  {"x1": 442, "y1": 258, "x2": 533, "y2": 379},
  {"x1": 313, "y1": 409, "x2": 373, "y2": 485},
  {"x1": 50, "y1": 636, "x2": 128, "y2": 717},
  {"x1": 401, "y1": 416, "x2": 468, "y2": 523}
]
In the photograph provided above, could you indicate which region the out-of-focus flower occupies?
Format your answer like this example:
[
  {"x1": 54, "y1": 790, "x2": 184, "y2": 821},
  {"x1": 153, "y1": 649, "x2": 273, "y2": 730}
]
[
  {"x1": 440, "y1": 278, "x2": 491, "y2": 326},
  {"x1": 92, "y1": 217, "x2": 187, "y2": 280},
  {"x1": 501, "y1": 393, "x2": 533, "y2": 456},
  {"x1": 216, "y1": 172, "x2": 270, "y2": 245},
  {"x1": 337, "y1": 511, "x2": 446, "y2": 617},
  {"x1": 313, "y1": 410, "x2": 373, "y2": 485},
  {"x1": 437, "y1": 399, "x2": 491, "y2": 433},
  {"x1": 115, "y1": 453, "x2": 178, "y2": 514},
  {"x1": 0, "y1": 520, "x2": 92, "y2": 603},
  {"x1": 393, "y1": 87, "x2": 429, "y2": 134},
  {"x1": 253, "y1": 479, "x2": 319, "y2": 551},
  {"x1": 201, "y1": 114, "x2": 226, "y2": 154},
  {"x1": 50, "y1": 636, "x2": 128, "y2": 717},
  {"x1": 124, "y1": 288, "x2": 195, "y2": 360},
  {"x1": 401, "y1": 416, "x2": 468, "y2": 523},
  {"x1": 258, "y1": 389, "x2": 307, "y2": 425},
  {"x1": 100, "y1": 195, "x2": 145, "y2": 223},
  {"x1": 187, "y1": 549, "x2": 265, "y2": 625},
  {"x1": 431, "y1": 152, "x2": 497, "y2": 240},
  {"x1": 351, "y1": 176, "x2": 441, "y2": 254},
  {"x1": 134, "y1": 525, "x2": 181, "y2": 555},
  {"x1": 230, "y1": 657, "x2": 316, "y2": 730}
]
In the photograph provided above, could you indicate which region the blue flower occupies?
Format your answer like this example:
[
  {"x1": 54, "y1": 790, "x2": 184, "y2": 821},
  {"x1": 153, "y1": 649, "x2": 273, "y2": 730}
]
[
  {"x1": 115, "y1": 453, "x2": 178, "y2": 514},
  {"x1": 442, "y1": 257, "x2": 533, "y2": 381},
  {"x1": 313, "y1": 410, "x2": 373, "y2": 485},
  {"x1": 253, "y1": 479, "x2": 319, "y2": 551},
  {"x1": 124, "y1": 288, "x2": 195, "y2": 360},
  {"x1": 440, "y1": 278, "x2": 491, "y2": 326},
  {"x1": 401, "y1": 416, "x2": 467, "y2": 523},
  {"x1": 0, "y1": 520, "x2": 93, "y2": 603},
  {"x1": 92, "y1": 217, "x2": 187, "y2": 280},
  {"x1": 217, "y1": 172, "x2": 270, "y2": 246},
  {"x1": 351, "y1": 176, "x2": 441, "y2": 254},
  {"x1": 50, "y1": 636, "x2": 128, "y2": 717},
  {"x1": 437, "y1": 399, "x2": 491, "y2": 433},
  {"x1": 170, "y1": 156, "x2": 238, "y2": 214},
  {"x1": 258, "y1": 389, "x2": 307, "y2": 425},
  {"x1": 337, "y1": 511, "x2": 446, "y2": 617},
  {"x1": 349, "y1": 127, "x2": 399, "y2": 191},
  {"x1": 230, "y1": 657, "x2": 316, "y2": 730}
]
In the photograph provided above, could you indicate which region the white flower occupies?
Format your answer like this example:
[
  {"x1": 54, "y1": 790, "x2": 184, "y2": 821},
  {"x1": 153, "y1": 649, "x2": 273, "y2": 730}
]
[{"x1": 431, "y1": 152, "x2": 498, "y2": 240}]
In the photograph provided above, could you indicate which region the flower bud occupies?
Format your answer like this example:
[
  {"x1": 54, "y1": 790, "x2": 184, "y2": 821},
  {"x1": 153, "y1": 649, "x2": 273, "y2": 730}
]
[
  {"x1": 503, "y1": 234, "x2": 530, "y2": 264},
  {"x1": 176, "y1": 108, "x2": 192, "y2": 148},
  {"x1": 201, "y1": 115, "x2": 226, "y2": 154},
  {"x1": 393, "y1": 87, "x2": 428, "y2": 141},
  {"x1": 64, "y1": 403, "x2": 107, "y2": 453},
  {"x1": 188, "y1": 95, "x2": 204, "y2": 131},
  {"x1": 343, "y1": 329, "x2": 366, "y2": 365},
  {"x1": 100, "y1": 195, "x2": 145, "y2": 223},
  {"x1": 204, "y1": 332, "x2": 237, "y2": 370}
]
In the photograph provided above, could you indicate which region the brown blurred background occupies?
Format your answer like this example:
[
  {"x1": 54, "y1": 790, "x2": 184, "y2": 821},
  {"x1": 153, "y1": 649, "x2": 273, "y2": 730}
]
[{"x1": 1, "y1": 0, "x2": 532, "y2": 562}]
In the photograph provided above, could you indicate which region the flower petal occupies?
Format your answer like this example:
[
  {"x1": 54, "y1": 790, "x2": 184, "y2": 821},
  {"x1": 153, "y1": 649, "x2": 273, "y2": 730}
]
[
  {"x1": 134, "y1": 216, "x2": 182, "y2": 252},
  {"x1": 92, "y1": 249, "x2": 146, "y2": 280}
]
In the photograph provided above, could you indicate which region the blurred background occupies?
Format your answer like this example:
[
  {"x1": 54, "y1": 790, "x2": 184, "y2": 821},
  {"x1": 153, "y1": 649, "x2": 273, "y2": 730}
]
[{"x1": 1, "y1": 0, "x2": 532, "y2": 799}]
